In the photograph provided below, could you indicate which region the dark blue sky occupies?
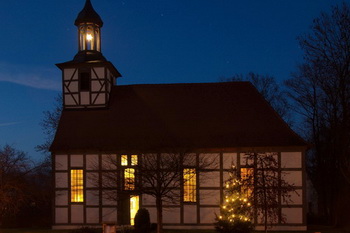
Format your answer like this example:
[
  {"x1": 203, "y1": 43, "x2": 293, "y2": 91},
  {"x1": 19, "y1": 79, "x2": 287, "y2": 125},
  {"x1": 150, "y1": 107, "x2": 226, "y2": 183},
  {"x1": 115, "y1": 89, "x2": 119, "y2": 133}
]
[{"x1": 0, "y1": 0, "x2": 347, "y2": 161}]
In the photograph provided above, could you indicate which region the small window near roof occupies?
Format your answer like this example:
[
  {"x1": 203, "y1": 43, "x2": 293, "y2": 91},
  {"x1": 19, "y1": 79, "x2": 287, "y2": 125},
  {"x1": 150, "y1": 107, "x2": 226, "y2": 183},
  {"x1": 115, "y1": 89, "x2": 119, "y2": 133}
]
[
  {"x1": 79, "y1": 72, "x2": 90, "y2": 91},
  {"x1": 121, "y1": 155, "x2": 128, "y2": 166},
  {"x1": 131, "y1": 155, "x2": 138, "y2": 166}
]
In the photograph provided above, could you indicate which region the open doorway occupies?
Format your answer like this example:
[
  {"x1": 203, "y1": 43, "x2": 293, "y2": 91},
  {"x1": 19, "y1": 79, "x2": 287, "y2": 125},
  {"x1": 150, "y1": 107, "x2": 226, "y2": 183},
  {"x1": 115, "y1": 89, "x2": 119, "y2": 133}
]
[{"x1": 130, "y1": 195, "x2": 139, "y2": 225}]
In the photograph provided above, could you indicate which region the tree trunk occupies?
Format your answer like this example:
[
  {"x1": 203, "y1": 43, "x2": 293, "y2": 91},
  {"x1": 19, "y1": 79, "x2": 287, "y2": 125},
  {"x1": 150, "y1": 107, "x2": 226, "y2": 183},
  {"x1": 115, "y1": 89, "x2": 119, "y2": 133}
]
[{"x1": 156, "y1": 197, "x2": 163, "y2": 233}]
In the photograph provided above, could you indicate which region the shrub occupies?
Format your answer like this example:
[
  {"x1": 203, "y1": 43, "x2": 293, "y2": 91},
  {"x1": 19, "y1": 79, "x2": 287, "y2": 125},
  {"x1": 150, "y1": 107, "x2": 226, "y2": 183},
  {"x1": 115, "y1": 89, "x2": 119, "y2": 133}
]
[
  {"x1": 150, "y1": 223, "x2": 157, "y2": 232},
  {"x1": 214, "y1": 218, "x2": 254, "y2": 233},
  {"x1": 134, "y1": 208, "x2": 150, "y2": 233}
]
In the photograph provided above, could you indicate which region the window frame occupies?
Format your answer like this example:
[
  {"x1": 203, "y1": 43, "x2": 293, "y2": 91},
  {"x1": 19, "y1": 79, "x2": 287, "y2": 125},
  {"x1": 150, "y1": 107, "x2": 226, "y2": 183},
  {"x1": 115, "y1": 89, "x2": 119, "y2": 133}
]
[
  {"x1": 70, "y1": 169, "x2": 84, "y2": 203},
  {"x1": 183, "y1": 168, "x2": 197, "y2": 203}
]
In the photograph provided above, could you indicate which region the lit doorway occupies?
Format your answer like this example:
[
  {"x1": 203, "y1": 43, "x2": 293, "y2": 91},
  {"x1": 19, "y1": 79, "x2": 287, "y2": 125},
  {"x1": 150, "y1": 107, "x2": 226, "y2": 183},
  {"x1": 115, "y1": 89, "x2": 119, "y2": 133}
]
[{"x1": 130, "y1": 195, "x2": 139, "y2": 225}]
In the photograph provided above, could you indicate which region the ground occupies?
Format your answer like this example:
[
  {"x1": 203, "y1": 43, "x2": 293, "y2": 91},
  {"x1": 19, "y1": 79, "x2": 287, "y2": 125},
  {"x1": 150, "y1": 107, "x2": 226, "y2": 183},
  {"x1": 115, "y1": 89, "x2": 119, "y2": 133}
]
[{"x1": 1, "y1": 227, "x2": 350, "y2": 233}]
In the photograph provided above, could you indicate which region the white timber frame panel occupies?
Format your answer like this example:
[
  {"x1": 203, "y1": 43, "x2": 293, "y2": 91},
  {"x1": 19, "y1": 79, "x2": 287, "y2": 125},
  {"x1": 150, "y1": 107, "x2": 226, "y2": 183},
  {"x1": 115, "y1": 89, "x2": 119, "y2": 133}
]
[
  {"x1": 62, "y1": 66, "x2": 115, "y2": 109},
  {"x1": 52, "y1": 150, "x2": 306, "y2": 230}
]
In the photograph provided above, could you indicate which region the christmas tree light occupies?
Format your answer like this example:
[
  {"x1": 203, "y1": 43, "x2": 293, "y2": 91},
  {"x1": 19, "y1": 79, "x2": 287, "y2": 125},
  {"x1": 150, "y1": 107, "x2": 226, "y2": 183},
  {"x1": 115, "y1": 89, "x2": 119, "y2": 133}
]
[{"x1": 214, "y1": 165, "x2": 254, "y2": 233}]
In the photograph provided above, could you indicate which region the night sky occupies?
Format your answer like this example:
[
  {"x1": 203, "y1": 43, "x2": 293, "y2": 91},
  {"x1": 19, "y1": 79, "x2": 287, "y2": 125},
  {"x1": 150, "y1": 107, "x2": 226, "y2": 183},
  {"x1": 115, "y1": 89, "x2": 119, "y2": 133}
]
[{"x1": 0, "y1": 0, "x2": 348, "y2": 161}]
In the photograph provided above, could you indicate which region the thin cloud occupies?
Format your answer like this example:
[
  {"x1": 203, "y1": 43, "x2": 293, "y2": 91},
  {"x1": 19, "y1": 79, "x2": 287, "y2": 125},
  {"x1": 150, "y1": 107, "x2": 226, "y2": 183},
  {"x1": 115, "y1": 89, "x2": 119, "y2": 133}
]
[
  {"x1": 0, "y1": 62, "x2": 61, "y2": 91},
  {"x1": 0, "y1": 122, "x2": 22, "y2": 127}
]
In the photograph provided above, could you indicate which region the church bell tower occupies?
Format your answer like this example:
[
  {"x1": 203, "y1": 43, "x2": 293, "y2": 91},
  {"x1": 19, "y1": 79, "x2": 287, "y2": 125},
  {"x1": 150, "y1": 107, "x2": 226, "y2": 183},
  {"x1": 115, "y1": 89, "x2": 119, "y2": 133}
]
[{"x1": 56, "y1": 0, "x2": 121, "y2": 109}]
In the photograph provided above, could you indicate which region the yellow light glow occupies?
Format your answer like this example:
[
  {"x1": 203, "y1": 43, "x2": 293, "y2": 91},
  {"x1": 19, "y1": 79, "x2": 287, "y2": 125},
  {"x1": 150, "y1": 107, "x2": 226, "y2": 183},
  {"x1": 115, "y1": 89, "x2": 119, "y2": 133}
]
[
  {"x1": 86, "y1": 33, "x2": 93, "y2": 41},
  {"x1": 121, "y1": 155, "x2": 128, "y2": 166},
  {"x1": 130, "y1": 196, "x2": 139, "y2": 225},
  {"x1": 131, "y1": 155, "x2": 138, "y2": 165},
  {"x1": 184, "y1": 168, "x2": 196, "y2": 202},
  {"x1": 124, "y1": 168, "x2": 135, "y2": 190},
  {"x1": 71, "y1": 169, "x2": 84, "y2": 202}
]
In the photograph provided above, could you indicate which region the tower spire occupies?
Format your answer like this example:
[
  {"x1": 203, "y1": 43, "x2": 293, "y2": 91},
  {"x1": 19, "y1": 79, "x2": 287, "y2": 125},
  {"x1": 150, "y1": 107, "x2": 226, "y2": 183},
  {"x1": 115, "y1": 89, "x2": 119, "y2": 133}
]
[
  {"x1": 75, "y1": 0, "x2": 103, "y2": 27},
  {"x1": 74, "y1": 0, "x2": 105, "y2": 62}
]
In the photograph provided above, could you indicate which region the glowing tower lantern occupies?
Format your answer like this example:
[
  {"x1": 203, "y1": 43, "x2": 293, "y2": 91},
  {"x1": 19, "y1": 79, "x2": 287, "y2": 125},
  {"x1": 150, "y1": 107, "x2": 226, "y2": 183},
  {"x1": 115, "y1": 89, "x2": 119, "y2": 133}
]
[{"x1": 74, "y1": 0, "x2": 104, "y2": 61}]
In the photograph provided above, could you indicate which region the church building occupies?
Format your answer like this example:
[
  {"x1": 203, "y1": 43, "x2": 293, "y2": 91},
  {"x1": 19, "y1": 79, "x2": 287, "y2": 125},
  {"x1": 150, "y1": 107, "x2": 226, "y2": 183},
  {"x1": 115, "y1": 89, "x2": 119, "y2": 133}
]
[{"x1": 51, "y1": 0, "x2": 307, "y2": 230}]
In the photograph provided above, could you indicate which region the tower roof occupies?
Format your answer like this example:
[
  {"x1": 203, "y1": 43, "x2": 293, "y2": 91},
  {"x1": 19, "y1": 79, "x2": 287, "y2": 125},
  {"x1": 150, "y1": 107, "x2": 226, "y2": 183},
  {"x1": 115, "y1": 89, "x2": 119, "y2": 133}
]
[{"x1": 75, "y1": 0, "x2": 103, "y2": 27}]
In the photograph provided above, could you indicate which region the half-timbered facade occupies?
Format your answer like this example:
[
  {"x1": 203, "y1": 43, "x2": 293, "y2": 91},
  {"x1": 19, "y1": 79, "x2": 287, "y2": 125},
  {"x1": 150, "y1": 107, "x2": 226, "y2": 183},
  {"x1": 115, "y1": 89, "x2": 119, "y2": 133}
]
[{"x1": 51, "y1": 0, "x2": 307, "y2": 231}]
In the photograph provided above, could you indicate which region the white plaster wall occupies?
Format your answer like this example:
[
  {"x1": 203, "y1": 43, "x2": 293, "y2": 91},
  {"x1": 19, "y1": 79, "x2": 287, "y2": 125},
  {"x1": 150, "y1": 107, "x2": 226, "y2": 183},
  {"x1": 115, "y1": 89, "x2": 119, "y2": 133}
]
[
  {"x1": 282, "y1": 208, "x2": 303, "y2": 224},
  {"x1": 142, "y1": 194, "x2": 156, "y2": 205},
  {"x1": 147, "y1": 207, "x2": 157, "y2": 223},
  {"x1": 223, "y1": 153, "x2": 237, "y2": 169},
  {"x1": 86, "y1": 154, "x2": 99, "y2": 170},
  {"x1": 93, "y1": 67, "x2": 105, "y2": 79},
  {"x1": 102, "y1": 208, "x2": 117, "y2": 222},
  {"x1": 71, "y1": 154, "x2": 83, "y2": 167},
  {"x1": 91, "y1": 81, "x2": 102, "y2": 92},
  {"x1": 55, "y1": 172, "x2": 68, "y2": 188},
  {"x1": 86, "y1": 208, "x2": 100, "y2": 224},
  {"x1": 102, "y1": 172, "x2": 117, "y2": 188},
  {"x1": 240, "y1": 153, "x2": 254, "y2": 166},
  {"x1": 55, "y1": 155, "x2": 68, "y2": 170},
  {"x1": 55, "y1": 190, "x2": 68, "y2": 206},
  {"x1": 102, "y1": 191, "x2": 118, "y2": 205},
  {"x1": 199, "y1": 153, "x2": 220, "y2": 169},
  {"x1": 199, "y1": 171, "x2": 220, "y2": 187},
  {"x1": 102, "y1": 154, "x2": 117, "y2": 170},
  {"x1": 200, "y1": 190, "x2": 220, "y2": 205},
  {"x1": 163, "y1": 190, "x2": 180, "y2": 205},
  {"x1": 55, "y1": 208, "x2": 68, "y2": 223},
  {"x1": 223, "y1": 171, "x2": 231, "y2": 184},
  {"x1": 81, "y1": 92, "x2": 90, "y2": 105},
  {"x1": 71, "y1": 205, "x2": 84, "y2": 223},
  {"x1": 86, "y1": 172, "x2": 99, "y2": 188},
  {"x1": 65, "y1": 94, "x2": 77, "y2": 106},
  {"x1": 257, "y1": 210, "x2": 278, "y2": 224},
  {"x1": 183, "y1": 153, "x2": 197, "y2": 166},
  {"x1": 257, "y1": 153, "x2": 278, "y2": 168},
  {"x1": 94, "y1": 94, "x2": 106, "y2": 105},
  {"x1": 64, "y1": 68, "x2": 77, "y2": 81},
  {"x1": 282, "y1": 171, "x2": 302, "y2": 186},
  {"x1": 86, "y1": 190, "x2": 99, "y2": 206},
  {"x1": 282, "y1": 190, "x2": 303, "y2": 205},
  {"x1": 163, "y1": 208, "x2": 181, "y2": 224},
  {"x1": 68, "y1": 82, "x2": 78, "y2": 92},
  {"x1": 183, "y1": 205, "x2": 197, "y2": 223},
  {"x1": 281, "y1": 152, "x2": 302, "y2": 168},
  {"x1": 200, "y1": 207, "x2": 219, "y2": 224}
]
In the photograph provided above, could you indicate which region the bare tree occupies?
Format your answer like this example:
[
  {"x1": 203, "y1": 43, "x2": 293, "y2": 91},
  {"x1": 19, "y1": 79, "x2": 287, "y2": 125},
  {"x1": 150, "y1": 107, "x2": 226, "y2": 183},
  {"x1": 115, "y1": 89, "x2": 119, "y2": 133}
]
[
  {"x1": 36, "y1": 94, "x2": 62, "y2": 157},
  {"x1": 242, "y1": 153, "x2": 296, "y2": 233},
  {"x1": 0, "y1": 145, "x2": 33, "y2": 226},
  {"x1": 222, "y1": 73, "x2": 292, "y2": 125},
  {"x1": 285, "y1": 2, "x2": 350, "y2": 225},
  {"x1": 97, "y1": 152, "x2": 216, "y2": 233}
]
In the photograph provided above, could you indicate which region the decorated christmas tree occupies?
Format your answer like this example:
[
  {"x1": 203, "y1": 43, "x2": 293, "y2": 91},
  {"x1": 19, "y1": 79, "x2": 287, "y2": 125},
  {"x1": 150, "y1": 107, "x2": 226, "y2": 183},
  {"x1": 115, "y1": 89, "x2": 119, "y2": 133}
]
[{"x1": 214, "y1": 166, "x2": 254, "y2": 233}]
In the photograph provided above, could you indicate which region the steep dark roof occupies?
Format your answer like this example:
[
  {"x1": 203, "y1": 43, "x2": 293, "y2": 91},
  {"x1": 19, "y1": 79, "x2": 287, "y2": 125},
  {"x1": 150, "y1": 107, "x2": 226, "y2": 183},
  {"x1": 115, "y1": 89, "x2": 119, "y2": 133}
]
[
  {"x1": 75, "y1": 0, "x2": 103, "y2": 27},
  {"x1": 51, "y1": 82, "x2": 306, "y2": 152}
]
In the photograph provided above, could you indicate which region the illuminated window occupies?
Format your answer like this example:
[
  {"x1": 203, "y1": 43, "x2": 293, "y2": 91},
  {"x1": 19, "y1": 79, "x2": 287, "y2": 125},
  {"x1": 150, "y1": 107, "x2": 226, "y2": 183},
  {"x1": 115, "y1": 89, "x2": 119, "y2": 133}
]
[
  {"x1": 71, "y1": 169, "x2": 84, "y2": 202},
  {"x1": 183, "y1": 168, "x2": 196, "y2": 202},
  {"x1": 241, "y1": 167, "x2": 254, "y2": 198},
  {"x1": 131, "y1": 155, "x2": 138, "y2": 166},
  {"x1": 121, "y1": 155, "x2": 128, "y2": 166},
  {"x1": 124, "y1": 168, "x2": 135, "y2": 190}
]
